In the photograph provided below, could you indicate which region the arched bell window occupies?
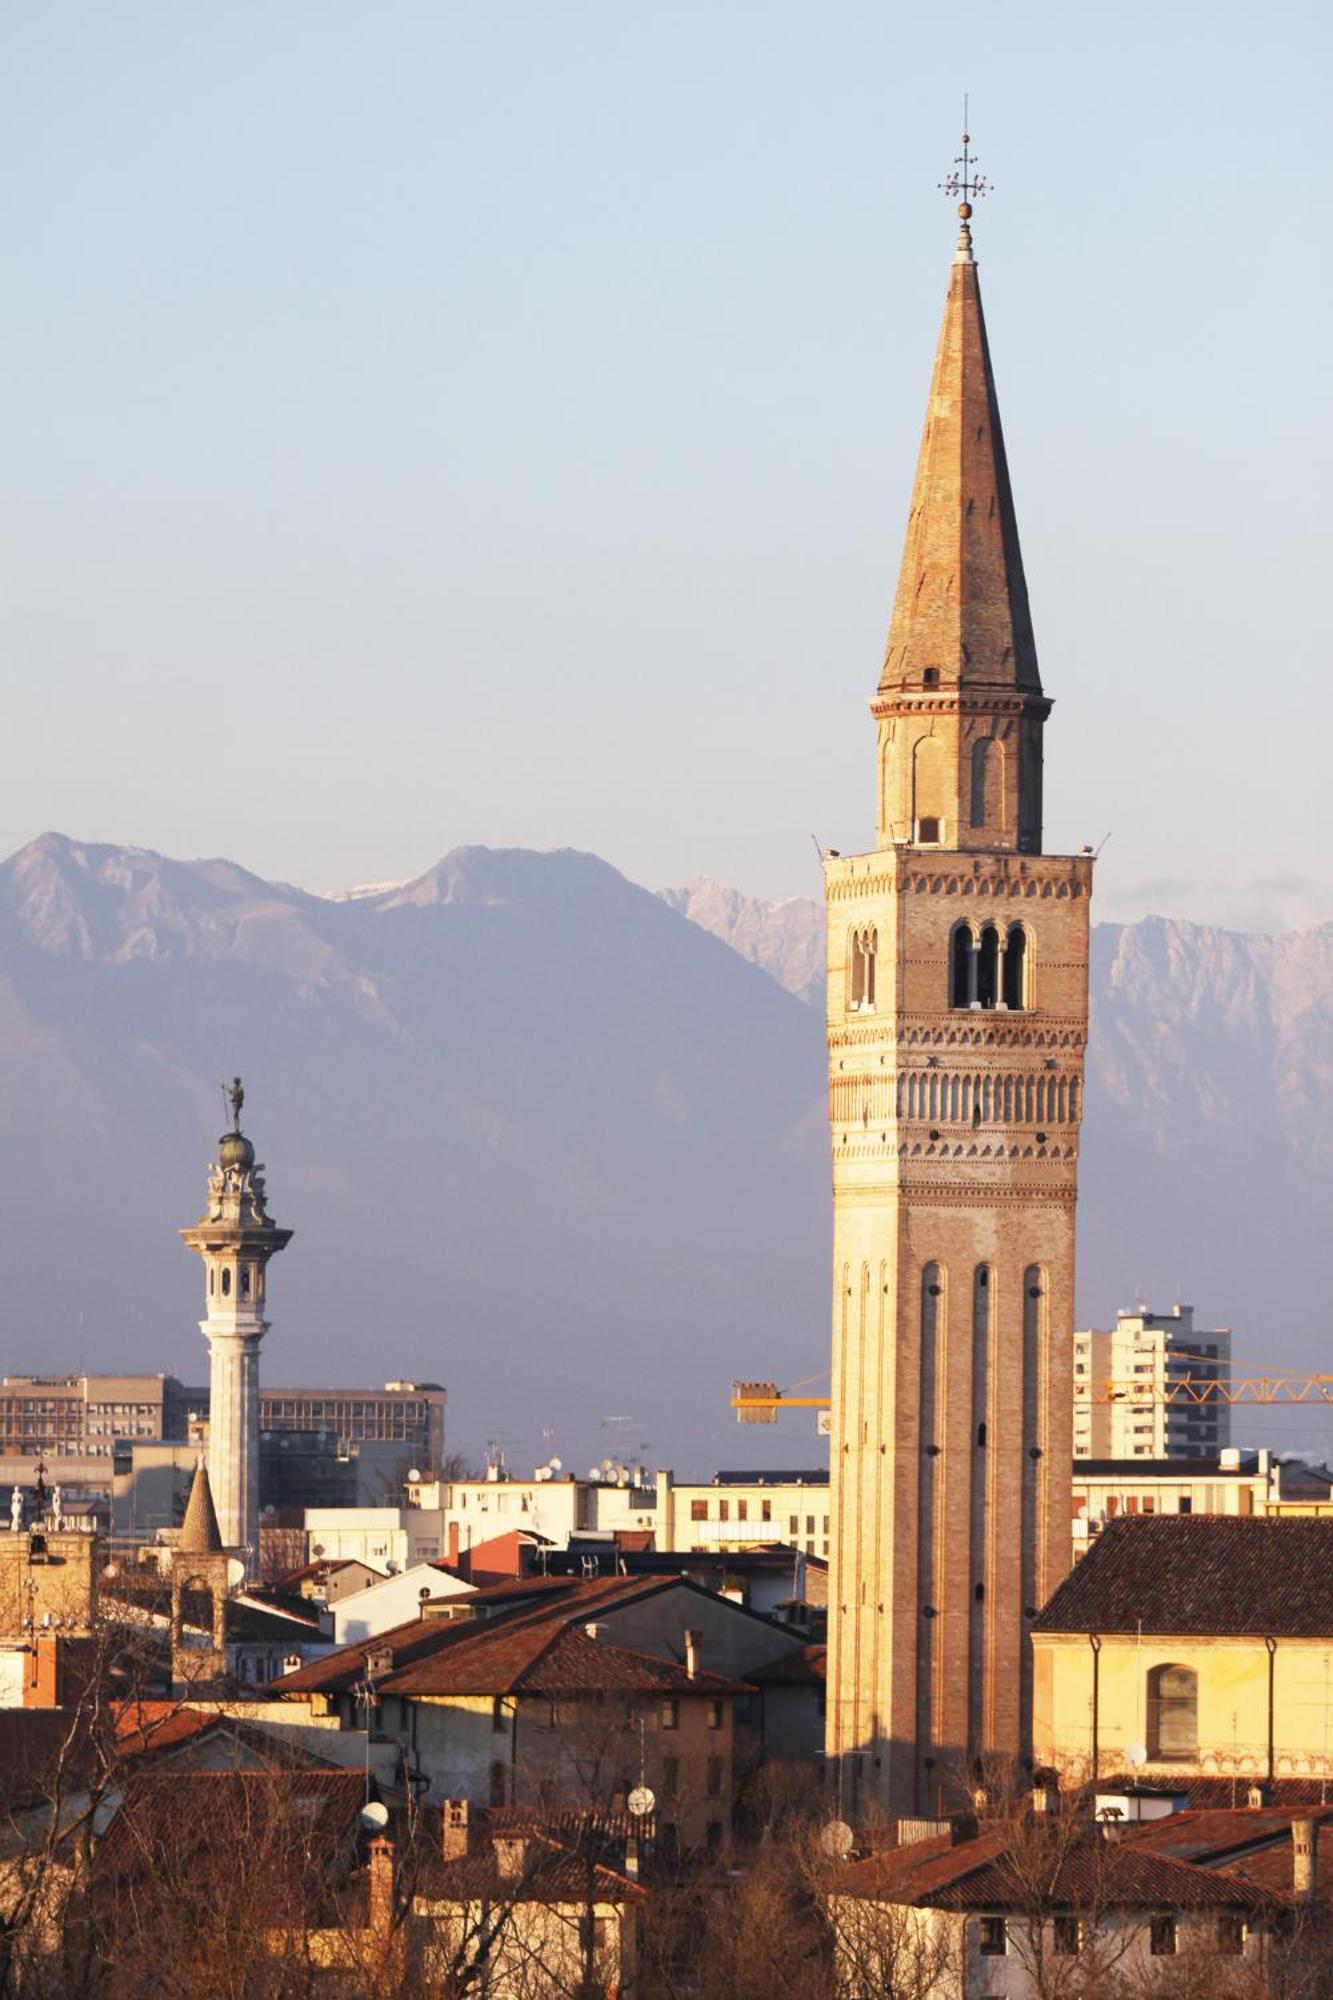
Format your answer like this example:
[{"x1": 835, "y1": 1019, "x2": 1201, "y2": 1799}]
[
  {"x1": 949, "y1": 920, "x2": 1032, "y2": 1012},
  {"x1": 849, "y1": 927, "x2": 877, "y2": 1012}
]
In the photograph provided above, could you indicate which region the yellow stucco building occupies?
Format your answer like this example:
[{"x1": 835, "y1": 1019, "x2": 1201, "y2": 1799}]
[{"x1": 1033, "y1": 1516, "x2": 1333, "y2": 1786}]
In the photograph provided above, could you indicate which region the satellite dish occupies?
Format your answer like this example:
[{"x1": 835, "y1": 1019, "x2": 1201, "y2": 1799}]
[
  {"x1": 627, "y1": 1786, "x2": 656, "y2": 1819},
  {"x1": 1124, "y1": 1741, "x2": 1148, "y2": 1769},
  {"x1": 550, "y1": 1457, "x2": 562, "y2": 1472},
  {"x1": 408, "y1": 1468, "x2": 422, "y2": 1483},
  {"x1": 226, "y1": 1556, "x2": 247, "y2": 1590},
  {"x1": 360, "y1": 1801, "x2": 389, "y2": 1832},
  {"x1": 820, "y1": 1819, "x2": 855, "y2": 1860}
]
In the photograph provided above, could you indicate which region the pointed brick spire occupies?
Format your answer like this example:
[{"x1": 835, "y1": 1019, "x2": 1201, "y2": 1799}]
[
  {"x1": 179, "y1": 1458, "x2": 224, "y2": 1555},
  {"x1": 879, "y1": 222, "x2": 1040, "y2": 697}
]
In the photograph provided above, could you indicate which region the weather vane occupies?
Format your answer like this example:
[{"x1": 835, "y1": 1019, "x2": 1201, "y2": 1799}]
[{"x1": 939, "y1": 97, "x2": 990, "y2": 219}]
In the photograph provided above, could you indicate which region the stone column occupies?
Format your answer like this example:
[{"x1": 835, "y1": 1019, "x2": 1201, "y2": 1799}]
[{"x1": 205, "y1": 1329, "x2": 260, "y2": 1569}]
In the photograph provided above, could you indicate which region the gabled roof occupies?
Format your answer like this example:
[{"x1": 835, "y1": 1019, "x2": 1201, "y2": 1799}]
[
  {"x1": 273, "y1": 1574, "x2": 755, "y2": 1700},
  {"x1": 382, "y1": 1617, "x2": 748, "y2": 1699},
  {"x1": 1121, "y1": 1806, "x2": 1333, "y2": 1869},
  {"x1": 416, "y1": 1826, "x2": 649, "y2": 1906},
  {"x1": 271, "y1": 1574, "x2": 660, "y2": 1695},
  {"x1": 93, "y1": 1770, "x2": 366, "y2": 1893},
  {"x1": 1034, "y1": 1517, "x2": 1333, "y2": 1637},
  {"x1": 834, "y1": 1824, "x2": 1272, "y2": 1914}
]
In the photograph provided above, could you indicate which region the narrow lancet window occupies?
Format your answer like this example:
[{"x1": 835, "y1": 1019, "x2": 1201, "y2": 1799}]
[
  {"x1": 951, "y1": 925, "x2": 974, "y2": 1008},
  {"x1": 977, "y1": 926, "x2": 1000, "y2": 1010},
  {"x1": 1003, "y1": 925, "x2": 1028, "y2": 1009},
  {"x1": 849, "y1": 928, "x2": 877, "y2": 1012}
]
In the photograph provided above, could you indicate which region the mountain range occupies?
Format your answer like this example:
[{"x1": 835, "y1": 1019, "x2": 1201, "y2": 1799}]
[{"x1": 2, "y1": 833, "x2": 1330, "y2": 1472}]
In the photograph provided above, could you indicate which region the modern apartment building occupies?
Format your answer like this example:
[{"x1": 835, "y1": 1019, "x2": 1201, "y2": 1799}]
[
  {"x1": 1073, "y1": 1306, "x2": 1231, "y2": 1459},
  {"x1": 0, "y1": 1373, "x2": 191, "y2": 1472},
  {"x1": 656, "y1": 1469, "x2": 831, "y2": 1560},
  {"x1": 1, "y1": 1373, "x2": 445, "y2": 1496}
]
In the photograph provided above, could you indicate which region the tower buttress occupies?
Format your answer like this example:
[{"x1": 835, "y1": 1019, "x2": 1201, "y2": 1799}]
[
  {"x1": 824, "y1": 166, "x2": 1092, "y2": 1820},
  {"x1": 179, "y1": 1081, "x2": 291, "y2": 1576}
]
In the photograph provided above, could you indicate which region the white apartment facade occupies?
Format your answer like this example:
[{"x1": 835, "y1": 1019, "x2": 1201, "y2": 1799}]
[
  {"x1": 654, "y1": 1470, "x2": 830, "y2": 1560},
  {"x1": 402, "y1": 1467, "x2": 832, "y2": 1561},
  {"x1": 1073, "y1": 1306, "x2": 1231, "y2": 1460},
  {"x1": 304, "y1": 1505, "x2": 447, "y2": 1570}
]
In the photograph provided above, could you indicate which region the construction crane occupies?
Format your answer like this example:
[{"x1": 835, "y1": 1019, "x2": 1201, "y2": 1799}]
[{"x1": 732, "y1": 1370, "x2": 1333, "y2": 1423}]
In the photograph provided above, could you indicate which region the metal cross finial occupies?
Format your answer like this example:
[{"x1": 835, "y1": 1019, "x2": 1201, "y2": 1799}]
[{"x1": 939, "y1": 102, "x2": 990, "y2": 220}]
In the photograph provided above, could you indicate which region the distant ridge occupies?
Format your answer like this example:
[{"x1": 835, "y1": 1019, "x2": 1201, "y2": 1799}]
[
  {"x1": 659, "y1": 879, "x2": 824, "y2": 1005},
  {"x1": 1, "y1": 833, "x2": 1331, "y2": 1462}
]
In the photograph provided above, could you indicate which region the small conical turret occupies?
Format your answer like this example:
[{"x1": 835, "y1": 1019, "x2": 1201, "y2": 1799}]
[{"x1": 179, "y1": 1459, "x2": 224, "y2": 1556}]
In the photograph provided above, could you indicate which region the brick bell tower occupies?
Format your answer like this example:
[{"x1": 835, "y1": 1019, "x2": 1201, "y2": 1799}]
[{"x1": 824, "y1": 150, "x2": 1092, "y2": 1820}]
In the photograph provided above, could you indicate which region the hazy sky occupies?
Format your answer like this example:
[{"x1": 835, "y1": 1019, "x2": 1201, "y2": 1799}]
[{"x1": 4, "y1": 3, "x2": 1329, "y2": 927}]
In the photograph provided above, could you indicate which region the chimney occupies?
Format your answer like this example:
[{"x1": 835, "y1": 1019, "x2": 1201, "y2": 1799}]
[
  {"x1": 494, "y1": 1833, "x2": 529, "y2": 1880},
  {"x1": 442, "y1": 1798, "x2": 470, "y2": 1861},
  {"x1": 625, "y1": 1833, "x2": 639, "y2": 1880},
  {"x1": 447, "y1": 1521, "x2": 461, "y2": 1568},
  {"x1": 1293, "y1": 1817, "x2": 1317, "y2": 1902},
  {"x1": 684, "y1": 1629, "x2": 702, "y2": 1680},
  {"x1": 366, "y1": 1835, "x2": 395, "y2": 1936},
  {"x1": 1247, "y1": 1784, "x2": 1269, "y2": 1810}
]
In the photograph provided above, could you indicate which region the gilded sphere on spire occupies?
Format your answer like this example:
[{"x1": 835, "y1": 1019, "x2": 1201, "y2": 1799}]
[
  {"x1": 958, "y1": 201, "x2": 973, "y2": 220},
  {"x1": 218, "y1": 1128, "x2": 255, "y2": 1173}
]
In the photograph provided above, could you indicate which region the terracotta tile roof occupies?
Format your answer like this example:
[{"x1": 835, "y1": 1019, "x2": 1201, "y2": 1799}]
[
  {"x1": 94, "y1": 1769, "x2": 366, "y2": 1891},
  {"x1": 416, "y1": 1828, "x2": 648, "y2": 1906},
  {"x1": 1034, "y1": 1517, "x2": 1333, "y2": 1637},
  {"x1": 382, "y1": 1615, "x2": 748, "y2": 1699},
  {"x1": 271, "y1": 1574, "x2": 688, "y2": 1697},
  {"x1": 834, "y1": 1824, "x2": 1272, "y2": 1914},
  {"x1": 1122, "y1": 1807, "x2": 1333, "y2": 1897},
  {"x1": 1221, "y1": 1824, "x2": 1333, "y2": 1897},
  {"x1": 1120, "y1": 1807, "x2": 1332, "y2": 1866},
  {"x1": 273, "y1": 1608, "x2": 480, "y2": 1694},
  {"x1": 113, "y1": 1704, "x2": 220, "y2": 1757}
]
